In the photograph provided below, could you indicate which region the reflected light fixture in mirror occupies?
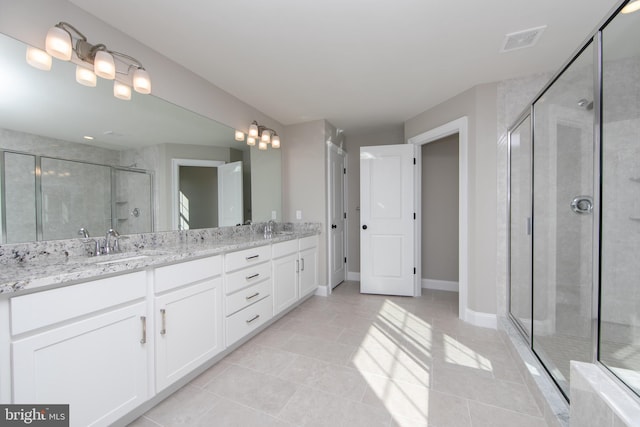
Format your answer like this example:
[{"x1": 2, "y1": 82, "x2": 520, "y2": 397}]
[
  {"x1": 26, "y1": 21, "x2": 151, "y2": 101},
  {"x1": 246, "y1": 120, "x2": 281, "y2": 150},
  {"x1": 622, "y1": 0, "x2": 640, "y2": 13}
]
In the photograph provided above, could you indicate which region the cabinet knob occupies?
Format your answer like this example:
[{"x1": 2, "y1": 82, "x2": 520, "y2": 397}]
[
  {"x1": 362, "y1": 225, "x2": 368, "y2": 230},
  {"x1": 331, "y1": 224, "x2": 337, "y2": 229}
]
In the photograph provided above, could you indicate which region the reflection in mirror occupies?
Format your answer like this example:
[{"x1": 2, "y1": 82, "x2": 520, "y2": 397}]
[{"x1": 0, "y1": 31, "x2": 282, "y2": 244}]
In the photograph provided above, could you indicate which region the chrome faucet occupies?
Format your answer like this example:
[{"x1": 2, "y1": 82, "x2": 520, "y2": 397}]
[
  {"x1": 78, "y1": 228, "x2": 90, "y2": 238},
  {"x1": 104, "y1": 229, "x2": 121, "y2": 254},
  {"x1": 264, "y1": 220, "x2": 276, "y2": 238}
]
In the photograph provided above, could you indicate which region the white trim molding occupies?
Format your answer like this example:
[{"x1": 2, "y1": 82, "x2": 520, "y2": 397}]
[
  {"x1": 347, "y1": 272, "x2": 361, "y2": 282},
  {"x1": 314, "y1": 285, "x2": 329, "y2": 297},
  {"x1": 464, "y1": 308, "x2": 497, "y2": 329},
  {"x1": 408, "y1": 117, "x2": 472, "y2": 325},
  {"x1": 422, "y1": 279, "x2": 459, "y2": 292}
]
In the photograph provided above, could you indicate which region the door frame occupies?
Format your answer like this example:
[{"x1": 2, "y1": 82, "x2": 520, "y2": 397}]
[
  {"x1": 326, "y1": 142, "x2": 347, "y2": 295},
  {"x1": 407, "y1": 116, "x2": 470, "y2": 323},
  {"x1": 171, "y1": 159, "x2": 225, "y2": 230}
]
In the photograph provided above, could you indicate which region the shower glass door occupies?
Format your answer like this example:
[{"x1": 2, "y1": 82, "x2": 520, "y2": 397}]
[{"x1": 531, "y1": 43, "x2": 595, "y2": 398}]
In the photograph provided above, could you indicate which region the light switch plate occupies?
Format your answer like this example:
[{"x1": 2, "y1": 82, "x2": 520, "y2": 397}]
[
  {"x1": 271, "y1": 210, "x2": 277, "y2": 220},
  {"x1": 296, "y1": 210, "x2": 302, "y2": 220}
]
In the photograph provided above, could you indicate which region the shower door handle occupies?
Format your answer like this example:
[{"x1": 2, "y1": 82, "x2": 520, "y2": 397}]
[{"x1": 570, "y1": 196, "x2": 593, "y2": 214}]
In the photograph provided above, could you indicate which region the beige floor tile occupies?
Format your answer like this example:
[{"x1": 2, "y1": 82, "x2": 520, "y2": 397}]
[
  {"x1": 284, "y1": 333, "x2": 357, "y2": 365},
  {"x1": 277, "y1": 386, "x2": 348, "y2": 427},
  {"x1": 279, "y1": 354, "x2": 367, "y2": 401},
  {"x1": 247, "y1": 326, "x2": 296, "y2": 348},
  {"x1": 275, "y1": 317, "x2": 345, "y2": 341},
  {"x1": 204, "y1": 365, "x2": 298, "y2": 416},
  {"x1": 127, "y1": 416, "x2": 162, "y2": 427},
  {"x1": 189, "y1": 360, "x2": 232, "y2": 389},
  {"x1": 360, "y1": 373, "x2": 430, "y2": 423},
  {"x1": 468, "y1": 400, "x2": 548, "y2": 427},
  {"x1": 194, "y1": 397, "x2": 293, "y2": 427},
  {"x1": 224, "y1": 343, "x2": 296, "y2": 375},
  {"x1": 144, "y1": 385, "x2": 219, "y2": 427}
]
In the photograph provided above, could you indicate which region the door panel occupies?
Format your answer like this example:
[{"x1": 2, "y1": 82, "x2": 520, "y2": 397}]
[
  {"x1": 532, "y1": 44, "x2": 594, "y2": 398},
  {"x1": 328, "y1": 144, "x2": 346, "y2": 288},
  {"x1": 360, "y1": 144, "x2": 415, "y2": 296},
  {"x1": 218, "y1": 161, "x2": 243, "y2": 226}
]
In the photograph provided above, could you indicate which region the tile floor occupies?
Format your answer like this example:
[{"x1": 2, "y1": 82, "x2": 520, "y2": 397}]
[{"x1": 129, "y1": 281, "x2": 549, "y2": 427}]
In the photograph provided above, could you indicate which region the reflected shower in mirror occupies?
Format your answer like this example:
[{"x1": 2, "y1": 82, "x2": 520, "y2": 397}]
[{"x1": 0, "y1": 31, "x2": 282, "y2": 244}]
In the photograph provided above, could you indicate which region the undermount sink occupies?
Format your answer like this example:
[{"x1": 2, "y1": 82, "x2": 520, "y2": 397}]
[{"x1": 95, "y1": 255, "x2": 149, "y2": 265}]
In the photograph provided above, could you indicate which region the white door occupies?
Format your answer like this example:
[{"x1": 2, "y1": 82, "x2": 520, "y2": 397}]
[
  {"x1": 328, "y1": 144, "x2": 346, "y2": 289},
  {"x1": 360, "y1": 144, "x2": 416, "y2": 296},
  {"x1": 218, "y1": 161, "x2": 243, "y2": 226}
]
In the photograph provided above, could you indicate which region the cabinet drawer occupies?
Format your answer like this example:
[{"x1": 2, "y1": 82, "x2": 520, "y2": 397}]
[
  {"x1": 299, "y1": 235, "x2": 318, "y2": 251},
  {"x1": 155, "y1": 255, "x2": 221, "y2": 293},
  {"x1": 225, "y1": 261, "x2": 271, "y2": 295},
  {"x1": 226, "y1": 279, "x2": 271, "y2": 316},
  {"x1": 226, "y1": 295, "x2": 272, "y2": 346},
  {"x1": 225, "y1": 245, "x2": 271, "y2": 273},
  {"x1": 11, "y1": 271, "x2": 146, "y2": 335},
  {"x1": 272, "y1": 239, "x2": 298, "y2": 258}
]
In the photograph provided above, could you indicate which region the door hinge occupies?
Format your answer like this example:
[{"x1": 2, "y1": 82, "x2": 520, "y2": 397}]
[
  {"x1": 344, "y1": 168, "x2": 346, "y2": 174},
  {"x1": 413, "y1": 267, "x2": 416, "y2": 275},
  {"x1": 413, "y1": 157, "x2": 416, "y2": 165},
  {"x1": 413, "y1": 212, "x2": 416, "y2": 220},
  {"x1": 344, "y1": 257, "x2": 347, "y2": 263}
]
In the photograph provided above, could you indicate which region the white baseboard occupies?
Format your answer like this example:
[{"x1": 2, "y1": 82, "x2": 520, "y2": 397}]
[
  {"x1": 314, "y1": 285, "x2": 329, "y2": 297},
  {"x1": 463, "y1": 308, "x2": 497, "y2": 329},
  {"x1": 347, "y1": 271, "x2": 361, "y2": 281},
  {"x1": 422, "y1": 278, "x2": 459, "y2": 292}
]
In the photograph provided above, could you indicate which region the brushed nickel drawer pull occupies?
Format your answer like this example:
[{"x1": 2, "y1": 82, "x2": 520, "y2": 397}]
[
  {"x1": 246, "y1": 273, "x2": 260, "y2": 280},
  {"x1": 160, "y1": 309, "x2": 167, "y2": 335},
  {"x1": 245, "y1": 254, "x2": 260, "y2": 260},
  {"x1": 245, "y1": 292, "x2": 260, "y2": 300},
  {"x1": 246, "y1": 314, "x2": 260, "y2": 324},
  {"x1": 140, "y1": 316, "x2": 147, "y2": 344}
]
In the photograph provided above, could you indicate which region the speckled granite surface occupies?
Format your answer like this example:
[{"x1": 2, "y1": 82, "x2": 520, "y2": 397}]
[{"x1": 0, "y1": 222, "x2": 320, "y2": 295}]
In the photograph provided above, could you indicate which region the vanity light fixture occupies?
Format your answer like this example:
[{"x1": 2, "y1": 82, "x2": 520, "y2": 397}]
[
  {"x1": 26, "y1": 22, "x2": 151, "y2": 100},
  {"x1": 234, "y1": 130, "x2": 245, "y2": 141},
  {"x1": 622, "y1": 0, "x2": 640, "y2": 13},
  {"x1": 245, "y1": 121, "x2": 281, "y2": 150}
]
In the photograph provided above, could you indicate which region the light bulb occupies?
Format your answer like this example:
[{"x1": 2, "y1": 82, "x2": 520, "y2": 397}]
[
  {"x1": 247, "y1": 136, "x2": 256, "y2": 146},
  {"x1": 26, "y1": 46, "x2": 52, "y2": 71},
  {"x1": 271, "y1": 135, "x2": 280, "y2": 148},
  {"x1": 235, "y1": 130, "x2": 245, "y2": 141},
  {"x1": 45, "y1": 26, "x2": 72, "y2": 61},
  {"x1": 132, "y1": 68, "x2": 151, "y2": 94},
  {"x1": 113, "y1": 81, "x2": 132, "y2": 100},
  {"x1": 94, "y1": 50, "x2": 115, "y2": 79},
  {"x1": 258, "y1": 141, "x2": 268, "y2": 150},
  {"x1": 261, "y1": 130, "x2": 271, "y2": 143},
  {"x1": 249, "y1": 123, "x2": 259, "y2": 138},
  {"x1": 622, "y1": 0, "x2": 640, "y2": 13},
  {"x1": 75, "y1": 65, "x2": 97, "y2": 87}
]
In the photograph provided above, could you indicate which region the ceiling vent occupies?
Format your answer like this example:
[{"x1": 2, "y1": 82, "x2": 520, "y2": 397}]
[{"x1": 500, "y1": 25, "x2": 547, "y2": 53}]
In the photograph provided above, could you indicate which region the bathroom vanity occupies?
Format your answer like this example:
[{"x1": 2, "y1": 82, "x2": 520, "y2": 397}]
[{"x1": 0, "y1": 224, "x2": 319, "y2": 427}]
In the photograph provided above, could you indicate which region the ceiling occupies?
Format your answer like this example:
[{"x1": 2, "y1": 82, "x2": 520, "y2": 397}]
[{"x1": 69, "y1": 0, "x2": 620, "y2": 132}]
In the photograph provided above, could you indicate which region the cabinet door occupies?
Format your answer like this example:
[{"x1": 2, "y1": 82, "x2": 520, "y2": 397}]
[
  {"x1": 155, "y1": 278, "x2": 223, "y2": 391},
  {"x1": 272, "y1": 253, "x2": 299, "y2": 315},
  {"x1": 12, "y1": 302, "x2": 148, "y2": 427},
  {"x1": 299, "y1": 246, "x2": 319, "y2": 298}
]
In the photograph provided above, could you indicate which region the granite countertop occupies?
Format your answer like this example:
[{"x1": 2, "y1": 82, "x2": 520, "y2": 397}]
[{"x1": 0, "y1": 226, "x2": 319, "y2": 296}]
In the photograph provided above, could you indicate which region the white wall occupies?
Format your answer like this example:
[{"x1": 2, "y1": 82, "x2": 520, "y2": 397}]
[{"x1": 405, "y1": 83, "x2": 498, "y2": 315}]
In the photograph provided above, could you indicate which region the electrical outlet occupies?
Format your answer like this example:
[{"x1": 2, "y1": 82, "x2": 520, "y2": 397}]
[
  {"x1": 271, "y1": 210, "x2": 277, "y2": 220},
  {"x1": 296, "y1": 210, "x2": 302, "y2": 220}
]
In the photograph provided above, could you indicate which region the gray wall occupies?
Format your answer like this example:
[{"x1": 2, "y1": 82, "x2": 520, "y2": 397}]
[
  {"x1": 179, "y1": 166, "x2": 217, "y2": 229},
  {"x1": 405, "y1": 83, "x2": 498, "y2": 315},
  {"x1": 421, "y1": 134, "x2": 459, "y2": 282},
  {"x1": 343, "y1": 125, "x2": 404, "y2": 274}
]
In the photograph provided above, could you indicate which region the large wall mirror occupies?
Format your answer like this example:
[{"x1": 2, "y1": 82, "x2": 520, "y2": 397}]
[{"x1": 0, "y1": 32, "x2": 282, "y2": 244}]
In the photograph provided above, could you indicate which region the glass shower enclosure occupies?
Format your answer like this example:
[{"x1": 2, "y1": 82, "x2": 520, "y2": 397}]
[{"x1": 508, "y1": 0, "x2": 640, "y2": 401}]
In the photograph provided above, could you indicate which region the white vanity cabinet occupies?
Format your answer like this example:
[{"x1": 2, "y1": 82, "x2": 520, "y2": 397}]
[
  {"x1": 224, "y1": 245, "x2": 273, "y2": 346},
  {"x1": 10, "y1": 272, "x2": 149, "y2": 427},
  {"x1": 154, "y1": 256, "x2": 223, "y2": 392},
  {"x1": 272, "y1": 235, "x2": 319, "y2": 315}
]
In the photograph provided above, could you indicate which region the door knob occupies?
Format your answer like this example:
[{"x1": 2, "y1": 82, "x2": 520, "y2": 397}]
[
  {"x1": 331, "y1": 224, "x2": 337, "y2": 229},
  {"x1": 362, "y1": 225, "x2": 368, "y2": 230},
  {"x1": 570, "y1": 196, "x2": 593, "y2": 214}
]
